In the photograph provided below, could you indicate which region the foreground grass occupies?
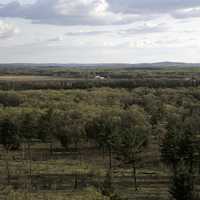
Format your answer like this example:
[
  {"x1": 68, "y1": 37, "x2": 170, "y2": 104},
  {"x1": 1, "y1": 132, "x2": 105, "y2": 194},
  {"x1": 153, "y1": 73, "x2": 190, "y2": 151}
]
[
  {"x1": 0, "y1": 144, "x2": 170, "y2": 200},
  {"x1": 3, "y1": 187, "x2": 108, "y2": 200}
]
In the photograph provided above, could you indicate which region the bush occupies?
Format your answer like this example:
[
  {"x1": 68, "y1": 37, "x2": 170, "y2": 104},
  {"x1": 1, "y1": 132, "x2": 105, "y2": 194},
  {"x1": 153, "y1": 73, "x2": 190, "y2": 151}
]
[{"x1": 169, "y1": 168, "x2": 197, "y2": 200}]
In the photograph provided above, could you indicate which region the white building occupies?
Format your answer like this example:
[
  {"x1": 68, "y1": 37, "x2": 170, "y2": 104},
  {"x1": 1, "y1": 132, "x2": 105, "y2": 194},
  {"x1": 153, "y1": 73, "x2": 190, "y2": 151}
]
[{"x1": 95, "y1": 75, "x2": 105, "y2": 80}]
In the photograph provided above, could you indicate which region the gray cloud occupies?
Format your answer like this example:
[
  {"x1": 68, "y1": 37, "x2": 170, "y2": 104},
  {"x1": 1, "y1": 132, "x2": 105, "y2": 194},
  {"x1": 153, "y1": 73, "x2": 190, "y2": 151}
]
[
  {"x1": 0, "y1": 0, "x2": 138, "y2": 26},
  {"x1": 47, "y1": 36, "x2": 64, "y2": 42},
  {"x1": 0, "y1": 0, "x2": 200, "y2": 27},
  {"x1": 108, "y1": 0, "x2": 200, "y2": 15}
]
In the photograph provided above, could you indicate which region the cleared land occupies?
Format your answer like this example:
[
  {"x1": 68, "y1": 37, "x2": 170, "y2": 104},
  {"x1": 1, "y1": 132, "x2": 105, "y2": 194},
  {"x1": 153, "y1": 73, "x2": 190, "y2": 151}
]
[{"x1": 0, "y1": 76, "x2": 67, "y2": 81}]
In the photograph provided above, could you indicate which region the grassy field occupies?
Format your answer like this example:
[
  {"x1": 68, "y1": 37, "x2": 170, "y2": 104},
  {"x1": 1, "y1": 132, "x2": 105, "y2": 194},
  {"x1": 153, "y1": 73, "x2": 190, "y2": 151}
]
[{"x1": 0, "y1": 137, "x2": 173, "y2": 200}]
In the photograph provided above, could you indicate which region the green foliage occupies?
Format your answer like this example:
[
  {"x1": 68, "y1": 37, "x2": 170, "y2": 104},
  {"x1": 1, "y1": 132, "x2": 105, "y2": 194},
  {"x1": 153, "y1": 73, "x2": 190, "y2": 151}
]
[
  {"x1": 19, "y1": 108, "x2": 41, "y2": 141},
  {"x1": 0, "y1": 118, "x2": 20, "y2": 150},
  {"x1": 169, "y1": 168, "x2": 197, "y2": 200},
  {"x1": 101, "y1": 172, "x2": 128, "y2": 200},
  {"x1": 87, "y1": 109, "x2": 121, "y2": 150},
  {"x1": 101, "y1": 171, "x2": 114, "y2": 197},
  {"x1": 161, "y1": 111, "x2": 196, "y2": 172},
  {"x1": 115, "y1": 106, "x2": 150, "y2": 163},
  {"x1": 161, "y1": 108, "x2": 198, "y2": 200},
  {"x1": 38, "y1": 108, "x2": 56, "y2": 142},
  {"x1": 114, "y1": 106, "x2": 151, "y2": 190},
  {"x1": 0, "y1": 91, "x2": 23, "y2": 107}
]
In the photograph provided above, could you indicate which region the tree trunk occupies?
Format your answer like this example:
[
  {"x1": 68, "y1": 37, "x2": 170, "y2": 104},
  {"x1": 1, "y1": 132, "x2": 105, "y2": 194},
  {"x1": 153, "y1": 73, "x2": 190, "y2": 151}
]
[
  {"x1": 198, "y1": 159, "x2": 200, "y2": 175},
  {"x1": 79, "y1": 148, "x2": 82, "y2": 165},
  {"x1": 189, "y1": 156, "x2": 194, "y2": 174},
  {"x1": 27, "y1": 142, "x2": 32, "y2": 188},
  {"x1": 74, "y1": 174, "x2": 78, "y2": 189},
  {"x1": 5, "y1": 149, "x2": 10, "y2": 185},
  {"x1": 102, "y1": 146, "x2": 105, "y2": 161},
  {"x1": 109, "y1": 146, "x2": 112, "y2": 171},
  {"x1": 64, "y1": 138, "x2": 69, "y2": 151},
  {"x1": 172, "y1": 162, "x2": 177, "y2": 177},
  {"x1": 22, "y1": 142, "x2": 25, "y2": 160},
  {"x1": 132, "y1": 159, "x2": 137, "y2": 191},
  {"x1": 75, "y1": 140, "x2": 78, "y2": 152},
  {"x1": 49, "y1": 141, "x2": 53, "y2": 158}
]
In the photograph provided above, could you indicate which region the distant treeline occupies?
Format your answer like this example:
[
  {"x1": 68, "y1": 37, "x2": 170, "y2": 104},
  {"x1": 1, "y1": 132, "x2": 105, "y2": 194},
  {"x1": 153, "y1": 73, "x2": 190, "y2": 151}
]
[{"x1": 0, "y1": 78, "x2": 199, "y2": 90}]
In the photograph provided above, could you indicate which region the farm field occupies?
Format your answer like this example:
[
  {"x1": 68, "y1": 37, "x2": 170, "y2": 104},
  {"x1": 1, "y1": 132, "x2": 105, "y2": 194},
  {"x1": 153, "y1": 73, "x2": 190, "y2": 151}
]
[{"x1": 0, "y1": 76, "x2": 67, "y2": 81}]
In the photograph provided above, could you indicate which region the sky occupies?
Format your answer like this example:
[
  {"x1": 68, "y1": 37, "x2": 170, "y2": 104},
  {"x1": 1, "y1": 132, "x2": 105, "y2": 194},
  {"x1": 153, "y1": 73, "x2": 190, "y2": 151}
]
[{"x1": 0, "y1": 0, "x2": 200, "y2": 63}]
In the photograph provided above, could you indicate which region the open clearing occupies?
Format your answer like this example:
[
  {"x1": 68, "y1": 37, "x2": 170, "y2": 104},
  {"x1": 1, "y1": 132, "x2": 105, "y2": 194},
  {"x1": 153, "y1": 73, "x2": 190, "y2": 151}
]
[{"x1": 0, "y1": 76, "x2": 67, "y2": 81}]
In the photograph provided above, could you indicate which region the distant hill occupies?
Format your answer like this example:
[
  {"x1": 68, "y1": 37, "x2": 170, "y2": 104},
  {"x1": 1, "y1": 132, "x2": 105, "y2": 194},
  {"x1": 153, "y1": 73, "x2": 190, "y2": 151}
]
[{"x1": 0, "y1": 62, "x2": 200, "y2": 69}]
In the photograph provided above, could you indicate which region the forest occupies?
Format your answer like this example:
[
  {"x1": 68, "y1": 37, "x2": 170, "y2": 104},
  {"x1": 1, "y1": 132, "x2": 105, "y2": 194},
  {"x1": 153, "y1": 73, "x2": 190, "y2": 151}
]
[{"x1": 0, "y1": 66, "x2": 200, "y2": 200}]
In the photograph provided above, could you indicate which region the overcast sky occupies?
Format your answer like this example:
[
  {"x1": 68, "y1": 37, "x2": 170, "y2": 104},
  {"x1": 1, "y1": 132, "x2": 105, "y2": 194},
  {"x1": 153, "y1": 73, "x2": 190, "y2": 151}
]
[{"x1": 0, "y1": 0, "x2": 200, "y2": 63}]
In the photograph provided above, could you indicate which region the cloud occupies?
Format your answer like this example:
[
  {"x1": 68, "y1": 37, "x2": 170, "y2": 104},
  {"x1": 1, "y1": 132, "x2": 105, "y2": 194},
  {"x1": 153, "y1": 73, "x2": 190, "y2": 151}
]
[
  {"x1": 0, "y1": 20, "x2": 19, "y2": 39},
  {"x1": 1, "y1": 0, "x2": 200, "y2": 26},
  {"x1": 108, "y1": 0, "x2": 200, "y2": 15},
  {"x1": 0, "y1": 0, "x2": 199, "y2": 28},
  {"x1": 47, "y1": 35, "x2": 64, "y2": 42},
  {"x1": 172, "y1": 7, "x2": 200, "y2": 19},
  {"x1": 65, "y1": 30, "x2": 111, "y2": 36},
  {"x1": 118, "y1": 23, "x2": 167, "y2": 35},
  {"x1": 0, "y1": 0, "x2": 139, "y2": 26},
  {"x1": 64, "y1": 22, "x2": 167, "y2": 37}
]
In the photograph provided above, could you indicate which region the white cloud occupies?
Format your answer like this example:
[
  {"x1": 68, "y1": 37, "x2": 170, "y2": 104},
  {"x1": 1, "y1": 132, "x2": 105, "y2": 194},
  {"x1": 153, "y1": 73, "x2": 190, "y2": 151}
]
[
  {"x1": 172, "y1": 7, "x2": 200, "y2": 19},
  {"x1": 54, "y1": 0, "x2": 108, "y2": 17},
  {"x1": 65, "y1": 30, "x2": 111, "y2": 36},
  {"x1": 63, "y1": 22, "x2": 167, "y2": 37},
  {"x1": 118, "y1": 22, "x2": 167, "y2": 35},
  {"x1": 0, "y1": 20, "x2": 19, "y2": 39}
]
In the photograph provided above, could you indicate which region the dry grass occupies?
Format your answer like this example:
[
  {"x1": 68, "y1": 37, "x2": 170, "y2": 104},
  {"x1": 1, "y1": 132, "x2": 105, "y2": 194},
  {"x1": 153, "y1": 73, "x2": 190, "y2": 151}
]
[
  {"x1": 0, "y1": 143, "x2": 179, "y2": 200},
  {"x1": 3, "y1": 186, "x2": 108, "y2": 200},
  {"x1": 0, "y1": 75, "x2": 65, "y2": 81}
]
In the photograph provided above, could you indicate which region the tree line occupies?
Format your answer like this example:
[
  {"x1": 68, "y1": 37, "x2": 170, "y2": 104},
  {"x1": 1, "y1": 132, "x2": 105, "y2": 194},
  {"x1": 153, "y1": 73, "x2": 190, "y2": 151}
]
[{"x1": 0, "y1": 78, "x2": 199, "y2": 91}]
